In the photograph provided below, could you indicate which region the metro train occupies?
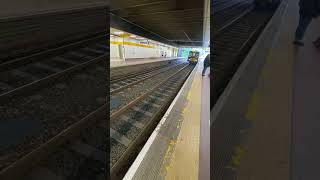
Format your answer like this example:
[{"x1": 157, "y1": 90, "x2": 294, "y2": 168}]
[{"x1": 187, "y1": 51, "x2": 200, "y2": 64}]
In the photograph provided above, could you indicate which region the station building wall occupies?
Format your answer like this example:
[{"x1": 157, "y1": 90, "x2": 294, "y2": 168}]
[
  {"x1": 110, "y1": 36, "x2": 121, "y2": 60},
  {"x1": 110, "y1": 35, "x2": 178, "y2": 61}
]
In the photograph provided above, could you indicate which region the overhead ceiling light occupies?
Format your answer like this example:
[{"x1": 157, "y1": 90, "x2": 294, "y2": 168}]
[{"x1": 130, "y1": 35, "x2": 137, "y2": 38}]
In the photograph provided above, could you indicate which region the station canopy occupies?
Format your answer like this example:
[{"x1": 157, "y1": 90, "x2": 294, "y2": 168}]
[{"x1": 110, "y1": 0, "x2": 204, "y2": 47}]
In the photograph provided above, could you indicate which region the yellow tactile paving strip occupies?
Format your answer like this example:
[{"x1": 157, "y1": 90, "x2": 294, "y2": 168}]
[
  {"x1": 236, "y1": 1, "x2": 297, "y2": 179},
  {"x1": 164, "y1": 62, "x2": 203, "y2": 180}
]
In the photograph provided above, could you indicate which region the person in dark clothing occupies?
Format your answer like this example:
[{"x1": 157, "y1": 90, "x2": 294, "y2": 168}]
[
  {"x1": 313, "y1": 2, "x2": 320, "y2": 48},
  {"x1": 202, "y1": 54, "x2": 210, "y2": 76},
  {"x1": 313, "y1": 37, "x2": 320, "y2": 48},
  {"x1": 294, "y1": 0, "x2": 320, "y2": 46}
]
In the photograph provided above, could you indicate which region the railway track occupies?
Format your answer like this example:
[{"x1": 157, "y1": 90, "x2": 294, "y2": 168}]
[
  {"x1": 0, "y1": 34, "x2": 107, "y2": 180},
  {"x1": 111, "y1": 64, "x2": 171, "y2": 82},
  {"x1": 212, "y1": 9, "x2": 272, "y2": 106},
  {"x1": 212, "y1": 0, "x2": 230, "y2": 7},
  {"x1": 110, "y1": 62, "x2": 182, "y2": 94},
  {"x1": 25, "y1": 114, "x2": 107, "y2": 180},
  {"x1": 0, "y1": 6, "x2": 107, "y2": 61},
  {"x1": 0, "y1": 63, "x2": 107, "y2": 180},
  {"x1": 110, "y1": 58, "x2": 182, "y2": 80},
  {"x1": 110, "y1": 60, "x2": 181, "y2": 82},
  {"x1": 0, "y1": 35, "x2": 107, "y2": 103},
  {"x1": 213, "y1": 0, "x2": 254, "y2": 33},
  {"x1": 110, "y1": 62, "x2": 189, "y2": 112},
  {"x1": 213, "y1": 0, "x2": 252, "y2": 13},
  {"x1": 211, "y1": 8, "x2": 274, "y2": 180},
  {"x1": 110, "y1": 62, "x2": 195, "y2": 179}
]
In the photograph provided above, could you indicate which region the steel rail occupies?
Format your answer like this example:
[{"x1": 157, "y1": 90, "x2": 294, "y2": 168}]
[{"x1": 0, "y1": 104, "x2": 107, "y2": 180}]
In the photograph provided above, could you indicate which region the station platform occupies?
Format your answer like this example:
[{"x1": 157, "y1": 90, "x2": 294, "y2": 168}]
[
  {"x1": 123, "y1": 57, "x2": 210, "y2": 180},
  {"x1": 212, "y1": 0, "x2": 320, "y2": 179},
  {"x1": 110, "y1": 57, "x2": 185, "y2": 68}
]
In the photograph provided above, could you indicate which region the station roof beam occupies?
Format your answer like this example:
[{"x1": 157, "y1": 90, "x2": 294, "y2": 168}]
[{"x1": 110, "y1": 0, "x2": 205, "y2": 47}]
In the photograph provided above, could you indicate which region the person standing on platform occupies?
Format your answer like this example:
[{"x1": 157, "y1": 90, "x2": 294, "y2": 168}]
[
  {"x1": 202, "y1": 54, "x2": 210, "y2": 76},
  {"x1": 313, "y1": 3, "x2": 320, "y2": 48},
  {"x1": 294, "y1": 0, "x2": 319, "y2": 46},
  {"x1": 313, "y1": 37, "x2": 320, "y2": 48}
]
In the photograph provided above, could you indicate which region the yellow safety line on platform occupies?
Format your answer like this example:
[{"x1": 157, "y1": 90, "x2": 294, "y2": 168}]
[
  {"x1": 245, "y1": 51, "x2": 275, "y2": 122},
  {"x1": 164, "y1": 64, "x2": 202, "y2": 180},
  {"x1": 110, "y1": 41, "x2": 155, "y2": 48},
  {"x1": 237, "y1": 23, "x2": 294, "y2": 180},
  {"x1": 246, "y1": 88, "x2": 258, "y2": 121},
  {"x1": 238, "y1": 55, "x2": 274, "y2": 172},
  {"x1": 226, "y1": 145, "x2": 247, "y2": 170},
  {"x1": 160, "y1": 139, "x2": 177, "y2": 177}
]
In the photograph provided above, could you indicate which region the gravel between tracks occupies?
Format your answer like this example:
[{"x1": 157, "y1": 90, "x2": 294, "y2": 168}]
[
  {"x1": 0, "y1": 61, "x2": 106, "y2": 171},
  {"x1": 110, "y1": 63, "x2": 188, "y2": 114},
  {"x1": 110, "y1": 65, "x2": 195, "y2": 169}
]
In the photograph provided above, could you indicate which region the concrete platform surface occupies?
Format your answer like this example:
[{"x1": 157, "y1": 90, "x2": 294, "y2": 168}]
[
  {"x1": 212, "y1": 0, "x2": 320, "y2": 179},
  {"x1": 292, "y1": 10, "x2": 320, "y2": 180},
  {"x1": 237, "y1": 1, "x2": 320, "y2": 179},
  {"x1": 211, "y1": 0, "x2": 289, "y2": 179}
]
